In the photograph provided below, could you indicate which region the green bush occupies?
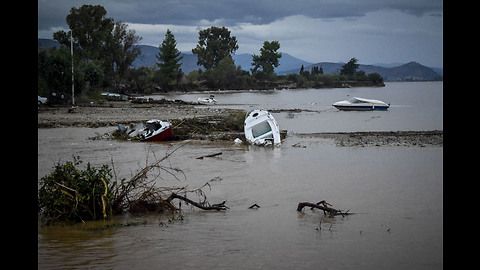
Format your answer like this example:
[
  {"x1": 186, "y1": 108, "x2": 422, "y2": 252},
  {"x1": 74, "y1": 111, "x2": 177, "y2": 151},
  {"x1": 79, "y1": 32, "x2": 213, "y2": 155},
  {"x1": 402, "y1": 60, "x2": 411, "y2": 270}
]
[{"x1": 38, "y1": 157, "x2": 114, "y2": 224}]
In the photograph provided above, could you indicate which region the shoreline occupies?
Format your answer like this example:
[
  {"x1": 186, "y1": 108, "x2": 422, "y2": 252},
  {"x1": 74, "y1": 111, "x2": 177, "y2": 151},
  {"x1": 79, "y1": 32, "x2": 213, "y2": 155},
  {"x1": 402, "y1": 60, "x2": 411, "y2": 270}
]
[{"x1": 38, "y1": 101, "x2": 442, "y2": 147}]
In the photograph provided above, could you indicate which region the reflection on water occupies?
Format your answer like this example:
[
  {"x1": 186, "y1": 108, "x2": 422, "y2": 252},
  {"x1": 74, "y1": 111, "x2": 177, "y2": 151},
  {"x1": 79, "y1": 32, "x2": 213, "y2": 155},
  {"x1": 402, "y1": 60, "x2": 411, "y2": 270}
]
[{"x1": 38, "y1": 82, "x2": 442, "y2": 269}]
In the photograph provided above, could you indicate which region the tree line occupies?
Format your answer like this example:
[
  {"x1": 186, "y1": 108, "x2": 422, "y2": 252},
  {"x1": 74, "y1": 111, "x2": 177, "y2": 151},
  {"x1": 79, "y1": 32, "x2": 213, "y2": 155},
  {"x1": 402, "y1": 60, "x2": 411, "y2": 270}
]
[{"x1": 38, "y1": 4, "x2": 383, "y2": 103}]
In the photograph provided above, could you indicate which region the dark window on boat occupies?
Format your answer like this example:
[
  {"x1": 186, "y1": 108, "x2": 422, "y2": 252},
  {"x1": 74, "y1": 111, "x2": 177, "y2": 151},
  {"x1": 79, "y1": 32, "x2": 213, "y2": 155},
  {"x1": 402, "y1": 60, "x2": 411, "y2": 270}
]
[
  {"x1": 252, "y1": 121, "x2": 272, "y2": 138},
  {"x1": 348, "y1": 98, "x2": 357, "y2": 103},
  {"x1": 147, "y1": 122, "x2": 162, "y2": 131},
  {"x1": 348, "y1": 98, "x2": 365, "y2": 103}
]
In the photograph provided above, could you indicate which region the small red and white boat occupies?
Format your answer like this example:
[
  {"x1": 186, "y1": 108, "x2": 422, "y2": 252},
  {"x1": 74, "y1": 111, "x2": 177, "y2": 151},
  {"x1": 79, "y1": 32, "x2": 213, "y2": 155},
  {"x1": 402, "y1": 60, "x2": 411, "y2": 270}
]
[
  {"x1": 119, "y1": 119, "x2": 173, "y2": 142},
  {"x1": 140, "y1": 120, "x2": 173, "y2": 141}
]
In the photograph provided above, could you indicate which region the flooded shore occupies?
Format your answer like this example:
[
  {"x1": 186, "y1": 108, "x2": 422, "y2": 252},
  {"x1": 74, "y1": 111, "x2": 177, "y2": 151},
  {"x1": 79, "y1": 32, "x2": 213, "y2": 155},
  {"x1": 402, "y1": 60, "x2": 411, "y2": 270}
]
[
  {"x1": 38, "y1": 129, "x2": 442, "y2": 269},
  {"x1": 38, "y1": 82, "x2": 443, "y2": 269},
  {"x1": 38, "y1": 102, "x2": 442, "y2": 146}
]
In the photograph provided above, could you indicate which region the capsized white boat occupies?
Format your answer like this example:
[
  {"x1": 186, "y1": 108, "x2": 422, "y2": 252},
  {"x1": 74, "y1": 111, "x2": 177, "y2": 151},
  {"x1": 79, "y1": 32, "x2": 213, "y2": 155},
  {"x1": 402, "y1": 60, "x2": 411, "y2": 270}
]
[
  {"x1": 244, "y1": 109, "x2": 281, "y2": 146},
  {"x1": 332, "y1": 97, "x2": 390, "y2": 111},
  {"x1": 198, "y1": 95, "x2": 217, "y2": 105},
  {"x1": 118, "y1": 119, "x2": 173, "y2": 142}
]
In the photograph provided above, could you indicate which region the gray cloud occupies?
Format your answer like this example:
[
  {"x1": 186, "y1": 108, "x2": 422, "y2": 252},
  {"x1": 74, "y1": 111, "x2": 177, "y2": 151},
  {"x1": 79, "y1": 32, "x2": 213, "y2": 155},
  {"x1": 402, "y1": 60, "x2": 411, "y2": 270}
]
[
  {"x1": 38, "y1": 0, "x2": 443, "y2": 30},
  {"x1": 38, "y1": 0, "x2": 443, "y2": 67}
]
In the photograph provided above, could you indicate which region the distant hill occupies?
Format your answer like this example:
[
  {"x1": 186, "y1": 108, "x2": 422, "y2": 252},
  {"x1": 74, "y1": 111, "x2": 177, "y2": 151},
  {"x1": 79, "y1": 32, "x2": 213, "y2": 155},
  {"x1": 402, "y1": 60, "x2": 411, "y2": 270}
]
[
  {"x1": 38, "y1": 39, "x2": 311, "y2": 74},
  {"x1": 38, "y1": 38, "x2": 61, "y2": 51},
  {"x1": 38, "y1": 38, "x2": 441, "y2": 81},
  {"x1": 280, "y1": 61, "x2": 442, "y2": 81}
]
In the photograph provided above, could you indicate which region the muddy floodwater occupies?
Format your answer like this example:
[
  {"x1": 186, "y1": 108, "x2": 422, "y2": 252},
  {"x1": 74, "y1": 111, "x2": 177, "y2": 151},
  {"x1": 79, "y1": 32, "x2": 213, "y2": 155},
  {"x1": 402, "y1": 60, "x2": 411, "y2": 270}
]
[{"x1": 38, "y1": 82, "x2": 443, "y2": 269}]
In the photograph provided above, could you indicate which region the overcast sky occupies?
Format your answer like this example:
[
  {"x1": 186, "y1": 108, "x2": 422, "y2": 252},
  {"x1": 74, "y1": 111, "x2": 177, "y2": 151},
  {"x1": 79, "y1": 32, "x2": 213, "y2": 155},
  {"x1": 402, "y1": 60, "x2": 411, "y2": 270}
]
[{"x1": 38, "y1": 0, "x2": 443, "y2": 67}]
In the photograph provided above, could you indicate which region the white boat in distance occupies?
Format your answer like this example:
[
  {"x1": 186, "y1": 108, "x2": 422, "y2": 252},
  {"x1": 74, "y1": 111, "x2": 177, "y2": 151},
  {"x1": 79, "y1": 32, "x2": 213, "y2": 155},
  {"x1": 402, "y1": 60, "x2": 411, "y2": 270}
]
[
  {"x1": 244, "y1": 109, "x2": 281, "y2": 146},
  {"x1": 332, "y1": 97, "x2": 390, "y2": 111},
  {"x1": 198, "y1": 95, "x2": 217, "y2": 105}
]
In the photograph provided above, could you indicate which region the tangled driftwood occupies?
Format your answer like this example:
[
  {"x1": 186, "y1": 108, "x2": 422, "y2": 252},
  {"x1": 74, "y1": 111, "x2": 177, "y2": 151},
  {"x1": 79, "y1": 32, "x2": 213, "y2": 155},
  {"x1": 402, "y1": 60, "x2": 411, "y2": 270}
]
[{"x1": 109, "y1": 142, "x2": 229, "y2": 215}]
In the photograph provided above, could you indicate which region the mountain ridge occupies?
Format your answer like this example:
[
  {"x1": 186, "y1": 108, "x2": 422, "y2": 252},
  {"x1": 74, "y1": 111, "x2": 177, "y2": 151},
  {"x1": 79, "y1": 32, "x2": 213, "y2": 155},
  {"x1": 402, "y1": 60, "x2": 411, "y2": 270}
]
[
  {"x1": 279, "y1": 61, "x2": 442, "y2": 81},
  {"x1": 38, "y1": 39, "x2": 442, "y2": 81}
]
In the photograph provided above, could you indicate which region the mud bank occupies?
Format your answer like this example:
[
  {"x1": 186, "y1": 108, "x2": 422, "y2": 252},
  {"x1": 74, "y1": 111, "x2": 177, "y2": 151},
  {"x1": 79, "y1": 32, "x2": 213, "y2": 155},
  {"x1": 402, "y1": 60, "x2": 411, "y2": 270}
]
[
  {"x1": 295, "y1": 130, "x2": 443, "y2": 147},
  {"x1": 37, "y1": 102, "x2": 242, "y2": 128}
]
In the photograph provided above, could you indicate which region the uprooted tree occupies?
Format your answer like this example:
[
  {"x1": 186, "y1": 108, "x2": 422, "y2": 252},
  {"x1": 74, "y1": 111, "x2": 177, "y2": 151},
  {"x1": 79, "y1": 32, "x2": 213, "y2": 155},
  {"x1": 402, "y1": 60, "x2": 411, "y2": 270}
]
[{"x1": 38, "y1": 143, "x2": 228, "y2": 225}]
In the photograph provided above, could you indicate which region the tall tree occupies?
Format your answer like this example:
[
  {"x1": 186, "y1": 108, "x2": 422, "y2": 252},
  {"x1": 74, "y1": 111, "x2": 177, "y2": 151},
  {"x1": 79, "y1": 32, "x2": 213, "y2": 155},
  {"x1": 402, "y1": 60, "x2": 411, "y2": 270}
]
[
  {"x1": 110, "y1": 22, "x2": 142, "y2": 79},
  {"x1": 251, "y1": 40, "x2": 282, "y2": 78},
  {"x1": 38, "y1": 48, "x2": 72, "y2": 96},
  {"x1": 53, "y1": 5, "x2": 142, "y2": 90},
  {"x1": 340, "y1": 57, "x2": 359, "y2": 76},
  {"x1": 156, "y1": 29, "x2": 183, "y2": 87},
  {"x1": 53, "y1": 5, "x2": 114, "y2": 62},
  {"x1": 192, "y1": 26, "x2": 239, "y2": 70}
]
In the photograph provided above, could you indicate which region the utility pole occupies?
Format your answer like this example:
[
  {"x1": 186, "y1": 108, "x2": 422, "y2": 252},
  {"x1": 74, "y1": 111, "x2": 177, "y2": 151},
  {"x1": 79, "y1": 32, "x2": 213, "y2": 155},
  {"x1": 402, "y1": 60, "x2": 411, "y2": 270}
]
[{"x1": 70, "y1": 30, "x2": 75, "y2": 105}]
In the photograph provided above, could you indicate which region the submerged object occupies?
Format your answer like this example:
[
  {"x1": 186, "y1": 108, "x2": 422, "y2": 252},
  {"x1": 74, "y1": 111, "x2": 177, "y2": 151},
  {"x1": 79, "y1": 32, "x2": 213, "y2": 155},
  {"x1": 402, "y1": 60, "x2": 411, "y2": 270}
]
[
  {"x1": 118, "y1": 119, "x2": 173, "y2": 142},
  {"x1": 244, "y1": 109, "x2": 281, "y2": 146},
  {"x1": 332, "y1": 97, "x2": 390, "y2": 111}
]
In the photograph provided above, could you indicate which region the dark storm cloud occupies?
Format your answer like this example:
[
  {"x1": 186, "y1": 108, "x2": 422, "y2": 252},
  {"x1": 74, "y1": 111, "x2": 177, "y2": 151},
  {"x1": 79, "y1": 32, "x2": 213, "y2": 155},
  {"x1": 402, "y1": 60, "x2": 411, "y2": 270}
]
[
  {"x1": 38, "y1": 0, "x2": 443, "y2": 30},
  {"x1": 38, "y1": 0, "x2": 443, "y2": 67}
]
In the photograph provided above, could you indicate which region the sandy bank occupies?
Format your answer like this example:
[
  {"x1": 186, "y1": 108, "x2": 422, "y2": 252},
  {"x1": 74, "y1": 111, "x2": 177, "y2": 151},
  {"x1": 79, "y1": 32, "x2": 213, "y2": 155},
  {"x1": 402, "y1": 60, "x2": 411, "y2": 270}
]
[
  {"x1": 37, "y1": 102, "x2": 240, "y2": 128},
  {"x1": 295, "y1": 130, "x2": 443, "y2": 147}
]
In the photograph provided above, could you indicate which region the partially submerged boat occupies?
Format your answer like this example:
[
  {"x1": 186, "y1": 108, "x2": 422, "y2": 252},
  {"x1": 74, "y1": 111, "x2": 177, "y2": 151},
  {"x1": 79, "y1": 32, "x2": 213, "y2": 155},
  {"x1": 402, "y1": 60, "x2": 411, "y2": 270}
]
[
  {"x1": 198, "y1": 95, "x2": 217, "y2": 105},
  {"x1": 244, "y1": 109, "x2": 281, "y2": 146},
  {"x1": 118, "y1": 119, "x2": 173, "y2": 142},
  {"x1": 332, "y1": 97, "x2": 390, "y2": 111}
]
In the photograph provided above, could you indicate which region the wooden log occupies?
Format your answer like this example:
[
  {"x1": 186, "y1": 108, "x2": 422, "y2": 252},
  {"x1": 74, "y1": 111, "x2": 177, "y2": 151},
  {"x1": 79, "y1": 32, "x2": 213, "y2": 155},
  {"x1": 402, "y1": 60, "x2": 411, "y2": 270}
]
[{"x1": 196, "y1": 152, "x2": 223, "y2": 159}]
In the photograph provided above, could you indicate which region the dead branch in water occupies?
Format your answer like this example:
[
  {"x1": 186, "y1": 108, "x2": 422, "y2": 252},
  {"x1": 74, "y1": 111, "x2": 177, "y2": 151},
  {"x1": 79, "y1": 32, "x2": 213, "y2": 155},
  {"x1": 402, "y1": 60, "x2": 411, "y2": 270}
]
[
  {"x1": 196, "y1": 152, "x2": 223, "y2": 159},
  {"x1": 166, "y1": 193, "x2": 229, "y2": 211},
  {"x1": 111, "y1": 142, "x2": 188, "y2": 214},
  {"x1": 38, "y1": 141, "x2": 228, "y2": 224},
  {"x1": 248, "y1": 203, "x2": 260, "y2": 209},
  {"x1": 111, "y1": 142, "x2": 227, "y2": 215},
  {"x1": 297, "y1": 200, "x2": 353, "y2": 217}
]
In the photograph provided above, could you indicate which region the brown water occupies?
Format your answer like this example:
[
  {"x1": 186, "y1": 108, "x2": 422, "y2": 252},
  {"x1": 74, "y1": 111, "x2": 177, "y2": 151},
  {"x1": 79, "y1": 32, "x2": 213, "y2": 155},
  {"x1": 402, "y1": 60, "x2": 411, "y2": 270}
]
[
  {"x1": 38, "y1": 82, "x2": 443, "y2": 268},
  {"x1": 38, "y1": 128, "x2": 442, "y2": 269}
]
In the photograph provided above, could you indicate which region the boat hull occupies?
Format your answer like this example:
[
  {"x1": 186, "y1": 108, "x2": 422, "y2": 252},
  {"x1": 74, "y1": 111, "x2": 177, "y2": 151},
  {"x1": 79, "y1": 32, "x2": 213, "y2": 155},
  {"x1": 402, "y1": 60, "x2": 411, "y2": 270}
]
[
  {"x1": 333, "y1": 105, "x2": 389, "y2": 111},
  {"x1": 244, "y1": 109, "x2": 281, "y2": 146},
  {"x1": 143, "y1": 127, "x2": 173, "y2": 142},
  {"x1": 332, "y1": 97, "x2": 389, "y2": 111}
]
